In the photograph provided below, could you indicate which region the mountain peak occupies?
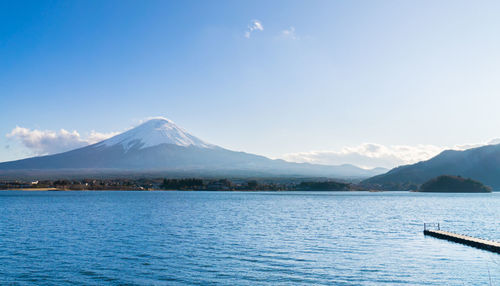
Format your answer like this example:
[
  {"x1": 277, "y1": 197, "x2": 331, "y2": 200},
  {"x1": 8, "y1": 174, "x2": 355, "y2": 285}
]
[
  {"x1": 141, "y1": 117, "x2": 175, "y2": 125},
  {"x1": 97, "y1": 117, "x2": 214, "y2": 151},
  {"x1": 0, "y1": 117, "x2": 386, "y2": 179}
]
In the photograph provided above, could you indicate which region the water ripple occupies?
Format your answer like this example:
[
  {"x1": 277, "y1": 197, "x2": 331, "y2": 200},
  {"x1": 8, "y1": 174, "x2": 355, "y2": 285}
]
[{"x1": 0, "y1": 191, "x2": 498, "y2": 285}]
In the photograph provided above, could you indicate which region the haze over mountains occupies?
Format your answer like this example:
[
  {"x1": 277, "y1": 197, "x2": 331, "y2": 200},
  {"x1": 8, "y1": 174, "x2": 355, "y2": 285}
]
[
  {"x1": 0, "y1": 118, "x2": 386, "y2": 179},
  {"x1": 364, "y1": 143, "x2": 500, "y2": 190},
  {"x1": 2, "y1": 117, "x2": 500, "y2": 191}
]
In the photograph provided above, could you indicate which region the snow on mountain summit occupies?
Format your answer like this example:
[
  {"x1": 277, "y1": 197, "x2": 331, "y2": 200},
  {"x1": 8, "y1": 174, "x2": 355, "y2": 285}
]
[{"x1": 97, "y1": 118, "x2": 214, "y2": 150}]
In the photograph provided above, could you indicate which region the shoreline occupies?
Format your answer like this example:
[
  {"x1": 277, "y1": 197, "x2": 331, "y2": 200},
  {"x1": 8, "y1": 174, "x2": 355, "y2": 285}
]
[
  {"x1": 4, "y1": 188, "x2": 63, "y2": 191},
  {"x1": 1, "y1": 188, "x2": 381, "y2": 192}
]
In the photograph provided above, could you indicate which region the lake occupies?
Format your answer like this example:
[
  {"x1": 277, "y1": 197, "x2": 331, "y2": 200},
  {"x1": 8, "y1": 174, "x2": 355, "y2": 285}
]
[{"x1": 0, "y1": 191, "x2": 498, "y2": 285}]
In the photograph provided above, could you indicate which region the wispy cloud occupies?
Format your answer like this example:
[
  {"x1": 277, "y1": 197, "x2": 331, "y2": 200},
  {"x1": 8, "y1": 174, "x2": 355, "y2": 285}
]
[
  {"x1": 244, "y1": 19, "x2": 264, "y2": 38},
  {"x1": 281, "y1": 26, "x2": 298, "y2": 40},
  {"x1": 281, "y1": 140, "x2": 500, "y2": 169},
  {"x1": 6, "y1": 127, "x2": 118, "y2": 156}
]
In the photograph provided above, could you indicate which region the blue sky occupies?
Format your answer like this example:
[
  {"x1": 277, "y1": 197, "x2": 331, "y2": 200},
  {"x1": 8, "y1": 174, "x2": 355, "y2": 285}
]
[{"x1": 2, "y1": 0, "x2": 500, "y2": 168}]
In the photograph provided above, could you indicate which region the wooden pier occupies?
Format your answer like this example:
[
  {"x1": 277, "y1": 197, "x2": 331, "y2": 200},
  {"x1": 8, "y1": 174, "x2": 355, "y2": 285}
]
[{"x1": 423, "y1": 223, "x2": 500, "y2": 254}]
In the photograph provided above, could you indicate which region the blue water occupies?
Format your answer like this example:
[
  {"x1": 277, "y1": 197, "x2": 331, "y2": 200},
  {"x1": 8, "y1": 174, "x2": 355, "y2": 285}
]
[{"x1": 0, "y1": 191, "x2": 499, "y2": 285}]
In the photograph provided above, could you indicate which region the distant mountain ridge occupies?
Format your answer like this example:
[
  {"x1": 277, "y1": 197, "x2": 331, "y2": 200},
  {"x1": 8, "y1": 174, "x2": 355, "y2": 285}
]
[
  {"x1": 0, "y1": 118, "x2": 386, "y2": 179},
  {"x1": 363, "y1": 143, "x2": 500, "y2": 190}
]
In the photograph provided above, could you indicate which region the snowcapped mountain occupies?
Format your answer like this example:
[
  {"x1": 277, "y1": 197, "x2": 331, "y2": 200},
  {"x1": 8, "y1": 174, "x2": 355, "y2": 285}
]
[
  {"x1": 0, "y1": 118, "x2": 386, "y2": 179},
  {"x1": 98, "y1": 118, "x2": 214, "y2": 151}
]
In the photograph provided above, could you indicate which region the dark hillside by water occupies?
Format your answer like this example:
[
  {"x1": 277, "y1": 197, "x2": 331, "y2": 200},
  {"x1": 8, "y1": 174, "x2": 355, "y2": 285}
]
[
  {"x1": 363, "y1": 144, "x2": 500, "y2": 191},
  {"x1": 419, "y1": 175, "x2": 492, "y2": 193}
]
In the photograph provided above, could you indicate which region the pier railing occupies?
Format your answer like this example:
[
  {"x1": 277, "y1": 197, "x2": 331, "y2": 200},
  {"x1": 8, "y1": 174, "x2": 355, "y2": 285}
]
[
  {"x1": 423, "y1": 223, "x2": 440, "y2": 231},
  {"x1": 423, "y1": 223, "x2": 500, "y2": 253}
]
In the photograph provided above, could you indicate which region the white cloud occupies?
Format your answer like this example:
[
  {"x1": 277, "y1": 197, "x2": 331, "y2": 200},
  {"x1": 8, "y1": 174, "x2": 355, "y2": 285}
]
[
  {"x1": 280, "y1": 140, "x2": 500, "y2": 169},
  {"x1": 281, "y1": 26, "x2": 297, "y2": 40},
  {"x1": 87, "y1": 130, "x2": 118, "y2": 143},
  {"x1": 488, "y1": 138, "x2": 500, "y2": 145},
  {"x1": 6, "y1": 126, "x2": 118, "y2": 156},
  {"x1": 245, "y1": 19, "x2": 264, "y2": 38}
]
